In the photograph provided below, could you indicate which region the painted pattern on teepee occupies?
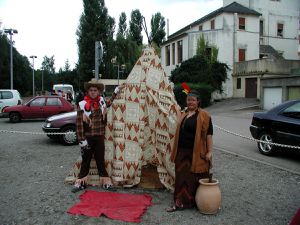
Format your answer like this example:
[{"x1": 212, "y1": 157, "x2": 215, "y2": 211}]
[
  {"x1": 105, "y1": 47, "x2": 177, "y2": 190},
  {"x1": 65, "y1": 47, "x2": 178, "y2": 190}
]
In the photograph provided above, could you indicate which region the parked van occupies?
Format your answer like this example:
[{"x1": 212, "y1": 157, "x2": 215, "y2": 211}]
[
  {"x1": 52, "y1": 84, "x2": 75, "y2": 100},
  {"x1": 0, "y1": 89, "x2": 22, "y2": 113}
]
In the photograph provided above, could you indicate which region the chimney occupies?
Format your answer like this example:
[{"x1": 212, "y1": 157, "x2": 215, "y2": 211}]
[{"x1": 167, "y1": 19, "x2": 169, "y2": 38}]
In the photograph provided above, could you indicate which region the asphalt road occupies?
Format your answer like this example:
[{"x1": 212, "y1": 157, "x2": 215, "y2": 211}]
[{"x1": 210, "y1": 109, "x2": 300, "y2": 175}]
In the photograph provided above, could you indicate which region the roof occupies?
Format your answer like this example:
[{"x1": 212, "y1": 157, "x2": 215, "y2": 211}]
[
  {"x1": 260, "y1": 45, "x2": 284, "y2": 59},
  {"x1": 167, "y1": 1, "x2": 261, "y2": 40}
]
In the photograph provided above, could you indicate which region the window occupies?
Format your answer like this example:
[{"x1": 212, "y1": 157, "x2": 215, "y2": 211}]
[
  {"x1": 205, "y1": 47, "x2": 212, "y2": 60},
  {"x1": 282, "y1": 102, "x2": 300, "y2": 119},
  {"x1": 199, "y1": 25, "x2": 203, "y2": 31},
  {"x1": 239, "y1": 49, "x2": 246, "y2": 62},
  {"x1": 277, "y1": 23, "x2": 283, "y2": 37},
  {"x1": 237, "y1": 78, "x2": 241, "y2": 89},
  {"x1": 210, "y1": 20, "x2": 215, "y2": 30},
  {"x1": 172, "y1": 43, "x2": 175, "y2": 65},
  {"x1": 260, "y1": 20, "x2": 264, "y2": 36},
  {"x1": 30, "y1": 98, "x2": 45, "y2": 106},
  {"x1": 165, "y1": 45, "x2": 170, "y2": 66},
  {"x1": 177, "y1": 40, "x2": 183, "y2": 64},
  {"x1": 239, "y1": 18, "x2": 245, "y2": 30},
  {"x1": 0, "y1": 91, "x2": 13, "y2": 99},
  {"x1": 46, "y1": 97, "x2": 62, "y2": 106}
]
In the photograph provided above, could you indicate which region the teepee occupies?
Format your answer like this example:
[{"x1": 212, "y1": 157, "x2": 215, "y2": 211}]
[
  {"x1": 104, "y1": 47, "x2": 178, "y2": 190},
  {"x1": 65, "y1": 47, "x2": 178, "y2": 190}
]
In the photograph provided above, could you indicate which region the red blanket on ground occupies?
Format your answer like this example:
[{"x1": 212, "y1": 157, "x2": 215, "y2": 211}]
[
  {"x1": 290, "y1": 208, "x2": 300, "y2": 225},
  {"x1": 68, "y1": 190, "x2": 152, "y2": 222}
]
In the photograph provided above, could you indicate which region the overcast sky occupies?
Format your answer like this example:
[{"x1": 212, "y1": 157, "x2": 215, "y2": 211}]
[{"x1": 0, "y1": 0, "x2": 223, "y2": 71}]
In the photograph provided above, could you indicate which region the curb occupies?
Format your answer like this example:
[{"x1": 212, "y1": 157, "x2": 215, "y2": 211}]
[{"x1": 233, "y1": 104, "x2": 260, "y2": 111}]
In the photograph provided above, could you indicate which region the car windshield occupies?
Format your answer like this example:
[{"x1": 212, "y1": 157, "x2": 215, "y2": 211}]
[
  {"x1": 54, "y1": 87, "x2": 73, "y2": 93},
  {"x1": 281, "y1": 102, "x2": 300, "y2": 119}
]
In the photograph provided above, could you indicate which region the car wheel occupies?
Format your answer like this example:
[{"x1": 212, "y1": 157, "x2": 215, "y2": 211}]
[
  {"x1": 257, "y1": 132, "x2": 276, "y2": 156},
  {"x1": 60, "y1": 125, "x2": 77, "y2": 145},
  {"x1": 9, "y1": 112, "x2": 21, "y2": 123}
]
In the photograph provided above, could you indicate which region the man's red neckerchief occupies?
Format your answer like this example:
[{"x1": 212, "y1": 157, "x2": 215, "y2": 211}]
[{"x1": 84, "y1": 95, "x2": 100, "y2": 112}]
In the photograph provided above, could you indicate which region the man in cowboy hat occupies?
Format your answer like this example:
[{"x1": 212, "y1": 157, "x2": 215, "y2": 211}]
[{"x1": 73, "y1": 78, "x2": 124, "y2": 192}]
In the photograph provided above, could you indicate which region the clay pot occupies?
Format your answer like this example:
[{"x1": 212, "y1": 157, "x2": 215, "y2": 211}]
[{"x1": 195, "y1": 178, "x2": 221, "y2": 214}]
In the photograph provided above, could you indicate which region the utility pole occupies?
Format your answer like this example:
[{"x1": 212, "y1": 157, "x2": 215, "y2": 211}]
[
  {"x1": 42, "y1": 69, "x2": 44, "y2": 92},
  {"x1": 4, "y1": 28, "x2": 18, "y2": 89},
  {"x1": 95, "y1": 41, "x2": 103, "y2": 80},
  {"x1": 30, "y1": 55, "x2": 37, "y2": 96}
]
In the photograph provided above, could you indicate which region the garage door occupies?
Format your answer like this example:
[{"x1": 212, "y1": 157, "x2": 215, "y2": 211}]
[
  {"x1": 263, "y1": 87, "x2": 282, "y2": 110},
  {"x1": 288, "y1": 86, "x2": 300, "y2": 100}
]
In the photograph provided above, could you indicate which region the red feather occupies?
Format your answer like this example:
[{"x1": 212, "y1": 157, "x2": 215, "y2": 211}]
[{"x1": 181, "y1": 82, "x2": 191, "y2": 93}]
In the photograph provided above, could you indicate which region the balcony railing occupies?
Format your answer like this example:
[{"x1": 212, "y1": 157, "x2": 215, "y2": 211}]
[{"x1": 233, "y1": 58, "x2": 300, "y2": 76}]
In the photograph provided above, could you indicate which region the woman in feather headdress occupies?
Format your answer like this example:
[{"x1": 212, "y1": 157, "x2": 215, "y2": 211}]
[{"x1": 167, "y1": 83, "x2": 214, "y2": 212}]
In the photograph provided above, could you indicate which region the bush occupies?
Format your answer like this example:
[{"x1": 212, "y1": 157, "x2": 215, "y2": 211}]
[
  {"x1": 170, "y1": 54, "x2": 228, "y2": 93},
  {"x1": 173, "y1": 82, "x2": 213, "y2": 109}
]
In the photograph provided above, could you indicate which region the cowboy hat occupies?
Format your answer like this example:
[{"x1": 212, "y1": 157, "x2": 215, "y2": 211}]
[{"x1": 84, "y1": 78, "x2": 104, "y2": 91}]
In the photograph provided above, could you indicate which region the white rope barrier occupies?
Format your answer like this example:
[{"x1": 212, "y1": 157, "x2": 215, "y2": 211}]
[
  {"x1": 0, "y1": 129, "x2": 72, "y2": 136},
  {"x1": 213, "y1": 124, "x2": 300, "y2": 150},
  {"x1": 0, "y1": 124, "x2": 299, "y2": 149}
]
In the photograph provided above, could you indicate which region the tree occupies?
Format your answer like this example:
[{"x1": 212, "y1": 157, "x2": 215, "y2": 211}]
[
  {"x1": 170, "y1": 35, "x2": 228, "y2": 107},
  {"x1": 117, "y1": 12, "x2": 127, "y2": 39},
  {"x1": 128, "y1": 9, "x2": 143, "y2": 45},
  {"x1": 41, "y1": 55, "x2": 55, "y2": 74},
  {"x1": 196, "y1": 35, "x2": 218, "y2": 63},
  {"x1": 102, "y1": 15, "x2": 116, "y2": 79},
  {"x1": 0, "y1": 33, "x2": 31, "y2": 95},
  {"x1": 64, "y1": 59, "x2": 71, "y2": 71},
  {"x1": 39, "y1": 55, "x2": 56, "y2": 92},
  {"x1": 150, "y1": 12, "x2": 166, "y2": 47},
  {"x1": 77, "y1": 0, "x2": 112, "y2": 83}
]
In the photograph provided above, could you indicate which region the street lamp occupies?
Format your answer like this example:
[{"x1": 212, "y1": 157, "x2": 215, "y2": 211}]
[
  {"x1": 41, "y1": 69, "x2": 44, "y2": 92},
  {"x1": 30, "y1": 55, "x2": 37, "y2": 96},
  {"x1": 120, "y1": 64, "x2": 126, "y2": 79},
  {"x1": 111, "y1": 57, "x2": 126, "y2": 85},
  {"x1": 4, "y1": 28, "x2": 18, "y2": 89}
]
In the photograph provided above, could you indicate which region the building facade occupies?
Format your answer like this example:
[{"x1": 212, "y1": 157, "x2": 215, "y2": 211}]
[
  {"x1": 224, "y1": 0, "x2": 300, "y2": 60},
  {"x1": 161, "y1": 0, "x2": 300, "y2": 99}
]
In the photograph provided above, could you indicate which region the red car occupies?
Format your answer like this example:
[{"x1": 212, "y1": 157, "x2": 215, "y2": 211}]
[{"x1": 2, "y1": 96, "x2": 74, "y2": 122}]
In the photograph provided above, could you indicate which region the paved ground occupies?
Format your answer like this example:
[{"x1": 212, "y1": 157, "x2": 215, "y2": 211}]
[
  {"x1": 206, "y1": 98, "x2": 300, "y2": 174},
  {"x1": 0, "y1": 98, "x2": 299, "y2": 225}
]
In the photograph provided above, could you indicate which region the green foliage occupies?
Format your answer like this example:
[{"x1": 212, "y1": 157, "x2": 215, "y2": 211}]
[
  {"x1": 211, "y1": 47, "x2": 219, "y2": 63},
  {"x1": 41, "y1": 55, "x2": 55, "y2": 74},
  {"x1": 128, "y1": 9, "x2": 143, "y2": 45},
  {"x1": 196, "y1": 35, "x2": 207, "y2": 57},
  {"x1": 170, "y1": 54, "x2": 228, "y2": 92},
  {"x1": 117, "y1": 12, "x2": 127, "y2": 39},
  {"x1": 64, "y1": 60, "x2": 71, "y2": 71},
  {"x1": 1, "y1": 4, "x2": 168, "y2": 96},
  {"x1": 150, "y1": 12, "x2": 166, "y2": 47},
  {"x1": 196, "y1": 35, "x2": 218, "y2": 63},
  {"x1": 77, "y1": 0, "x2": 112, "y2": 84},
  {"x1": 173, "y1": 83, "x2": 214, "y2": 108},
  {"x1": 171, "y1": 34, "x2": 228, "y2": 103},
  {"x1": 0, "y1": 33, "x2": 32, "y2": 95},
  {"x1": 113, "y1": 37, "x2": 142, "y2": 79}
]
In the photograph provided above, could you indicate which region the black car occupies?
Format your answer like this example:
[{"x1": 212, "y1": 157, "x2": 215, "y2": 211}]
[{"x1": 250, "y1": 100, "x2": 300, "y2": 155}]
